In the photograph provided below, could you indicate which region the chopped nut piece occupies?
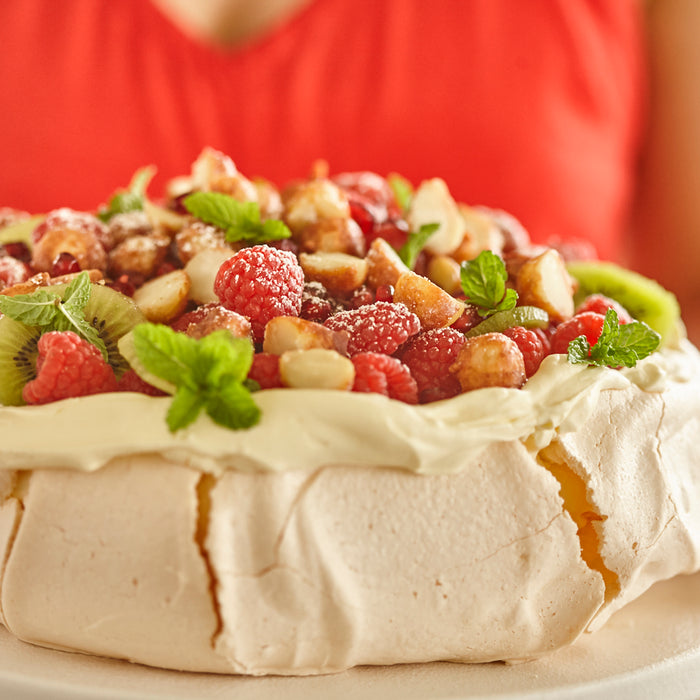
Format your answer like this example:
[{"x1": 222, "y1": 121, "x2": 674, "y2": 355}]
[
  {"x1": 365, "y1": 237, "x2": 409, "y2": 289},
  {"x1": 298, "y1": 251, "x2": 368, "y2": 295},
  {"x1": 426, "y1": 255, "x2": 462, "y2": 295},
  {"x1": 295, "y1": 217, "x2": 366, "y2": 256},
  {"x1": 393, "y1": 271, "x2": 464, "y2": 330},
  {"x1": 450, "y1": 333, "x2": 527, "y2": 392},
  {"x1": 133, "y1": 269, "x2": 191, "y2": 323},
  {"x1": 516, "y1": 248, "x2": 575, "y2": 323},
  {"x1": 279, "y1": 348, "x2": 355, "y2": 390},
  {"x1": 263, "y1": 316, "x2": 340, "y2": 354}
]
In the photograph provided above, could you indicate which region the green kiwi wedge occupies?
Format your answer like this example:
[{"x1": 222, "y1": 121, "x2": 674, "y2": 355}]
[
  {"x1": 0, "y1": 283, "x2": 145, "y2": 406},
  {"x1": 0, "y1": 215, "x2": 44, "y2": 249},
  {"x1": 567, "y1": 260, "x2": 681, "y2": 344},
  {"x1": 465, "y1": 306, "x2": 549, "y2": 338}
]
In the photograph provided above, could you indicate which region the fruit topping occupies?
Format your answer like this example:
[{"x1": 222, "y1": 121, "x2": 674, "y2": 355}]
[
  {"x1": 323, "y1": 301, "x2": 421, "y2": 356},
  {"x1": 567, "y1": 260, "x2": 680, "y2": 344},
  {"x1": 0, "y1": 151, "x2": 675, "y2": 428},
  {"x1": 351, "y1": 352, "x2": 418, "y2": 404},
  {"x1": 399, "y1": 327, "x2": 466, "y2": 403},
  {"x1": 214, "y1": 245, "x2": 305, "y2": 343},
  {"x1": 23, "y1": 331, "x2": 118, "y2": 405},
  {"x1": 450, "y1": 332, "x2": 527, "y2": 392}
]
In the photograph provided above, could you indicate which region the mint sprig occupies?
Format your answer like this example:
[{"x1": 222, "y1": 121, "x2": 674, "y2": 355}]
[
  {"x1": 97, "y1": 166, "x2": 156, "y2": 222},
  {"x1": 398, "y1": 222, "x2": 439, "y2": 269},
  {"x1": 387, "y1": 173, "x2": 414, "y2": 213},
  {"x1": 460, "y1": 250, "x2": 518, "y2": 318},
  {"x1": 129, "y1": 323, "x2": 261, "y2": 432},
  {"x1": 567, "y1": 308, "x2": 660, "y2": 368},
  {"x1": 0, "y1": 272, "x2": 107, "y2": 358},
  {"x1": 183, "y1": 191, "x2": 291, "y2": 244}
]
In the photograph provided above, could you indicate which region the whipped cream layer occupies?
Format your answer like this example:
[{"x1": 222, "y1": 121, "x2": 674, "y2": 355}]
[{"x1": 0, "y1": 341, "x2": 696, "y2": 475}]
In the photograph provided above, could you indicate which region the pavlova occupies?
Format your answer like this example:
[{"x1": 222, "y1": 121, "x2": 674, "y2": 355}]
[{"x1": 0, "y1": 148, "x2": 697, "y2": 675}]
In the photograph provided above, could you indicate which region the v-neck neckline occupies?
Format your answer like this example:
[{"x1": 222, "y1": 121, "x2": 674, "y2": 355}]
[{"x1": 145, "y1": 0, "x2": 322, "y2": 58}]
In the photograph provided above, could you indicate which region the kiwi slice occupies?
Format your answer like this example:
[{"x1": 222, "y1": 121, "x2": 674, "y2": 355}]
[
  {"x1": 0, "y1": 283, "x2": 146, "y2": 405},
  {"x1": 0, "y1": 215, "x2": 44, "y2": 249},
  {"x1": 567, "y1": 261, "x2": 680, "y2": 343},
  {"x1": 465, "y1": 306, "x2": 549, "y2": 338}
]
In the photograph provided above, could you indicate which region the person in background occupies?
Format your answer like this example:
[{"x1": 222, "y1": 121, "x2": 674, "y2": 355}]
[{"x1": 0, "y1": 0, "x2": 698, "y2": 341}]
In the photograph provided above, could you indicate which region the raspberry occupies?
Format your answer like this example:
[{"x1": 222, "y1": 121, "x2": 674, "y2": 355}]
[
  {"x1": 323, "y1": 301, "x2": 420, "y2": 356},
  {"x1": 214, "y1": 245, "x2": 304, "y2": 343},
  {"x1": 22, "y1": 331, "x2": 118, "y2": 405},
  {"x1": 247, "y1": 352, "x2": 282, "y2": 389},
  {"x1": 575, "y1": 294, "x2": 633, "y2": 324},
  {"x1": 549, "y1": 312, "x2": 606, "y2": 355},
  {"x1": 502, "y1": 326, "x2": 546, "y2": 377},
  {"x1": 351, "y1": 352, "x2": 418, "y2": 404},
  {"x1": 399, "y1": 328, "x2": 466, "y2": 402},
  {"x1": 116, "y1": 369, "x2": 167, "y2": 397},
  {"x1": 300, "y1": 281, "x2": 341, "y2": 323}
]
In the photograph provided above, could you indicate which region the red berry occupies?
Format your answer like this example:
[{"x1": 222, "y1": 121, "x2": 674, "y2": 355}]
[
  {"x1": 375, "y1": 284, "x2": 395, "y2": 303},
  {"x1": 248, "y1": 353, "x2": 282, "y2": 389},
  {"x1": 502, "y1": 326, "x2": 546, "y2": 377},
  {"x1": 300, "y1": 281, "x2": 340, "y2": 323},
  {"x1": 324, "y1": 301, "x2": 421, "y2": 356},
  {"x1": 346, "y1": 284, "x2": 375, "y2": 309},
  {"x1": 549, "y1": 312, "x2": 606, "y2": 355},
  {"x1": 399, "y1": 328, "x2": 466, "y2": 403},
  {"x1": 214, "y1": 245, "x2": 304, "y2": 343},
  {"x1": 575, "y1": 294, "x2": 633, "y2": 324},
  {"x1": 351, "y1": 352, "x2": 418, "y2": 404},
  {"x1": 22, "y1": 331, "x2": 118, "y2": 405},
  {"x1": 50, "y1": 251, "x2": 81, "y2": 277},
  {"x1": 450, "y1": 304, "x2": 482, "y2": 333},
  {"x1": 116, "y1": 369, "x2": 167, "y2": 397}
]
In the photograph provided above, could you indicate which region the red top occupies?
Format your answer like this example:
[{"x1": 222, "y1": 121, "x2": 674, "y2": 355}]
[{"x1": 0, "y1": 0, "x2": 646, "y2": 261}]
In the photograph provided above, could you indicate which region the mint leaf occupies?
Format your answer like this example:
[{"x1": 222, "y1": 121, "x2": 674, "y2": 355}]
[
  {"x1": 567, "y1": 309, "x2": 660, "y2": 368},
  {"x1": 459, "y1": 250, "x2": 518, "y2": 317},
  {"x1": 0, "y1": 288, "x2": 61, "y2": 326},
  {"x1": 130, "y1": 323, "x2": 260, "y2": 432},
  {"x1": 183, "y1": 191, "x2": 291, "y2": 244},
  {"x1": 0, "y1": 271, "x2": 107, "y2": 358},
  {"x1": 98, "y1": 166, "x2": 156, "y2": 222},
  {"x1": 132, "y1": 322, "x2": 199, "y2": 388},
  {"x1": 166, "y1": 385, "x2": 203, "y2": 432},
  {"x1": 398, "y1": 223, "x2": 439, "y2": 269},
  {"x1": 387, "y1": 173, "x2": 414, "y2": 213}
]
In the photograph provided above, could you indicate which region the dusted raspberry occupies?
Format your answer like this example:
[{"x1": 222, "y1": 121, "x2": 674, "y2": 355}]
[
  {"x1": 214, "y1": 245, "x2": 304, "y2": 343},
  {"x1": 549, "y1": 312, "x2": 606, "y2": 355},
  {"x1": 324, "y1": 301, "x2": 420, "y2": 356},
  {"x1": 300, "y1": 281, "x2": 341, "y2": 323},
  {"x1": 502, "y1": 326, "x2": 546, "y2": 377},
  {"x1": 171, "y1": 303, "x2": 251, "y2": 340},
  {"x1": 346, "y1": 284, "x2": 374, "y2": 309},
  {"x1": 116, "y1": 369, "x2": 167, "y2": 397},
  {"x1": 22, "y1": 331, "x2": 118, "y2": 405},
  {"x1": 400, "y1": 328, "x2": 466, "y2": 403},
  {"x1": 575, "y1": 293, "x2": 633, "y2": 324},
  {"x1": 0, "y1": 256, "x2": 31, "y2": 290},
  {"x1": 248, "y1": 352, "x2": 282, "y2": 389},
  {"x1": 351, "y1": 352, "x2": 418, "y2": 404}
]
